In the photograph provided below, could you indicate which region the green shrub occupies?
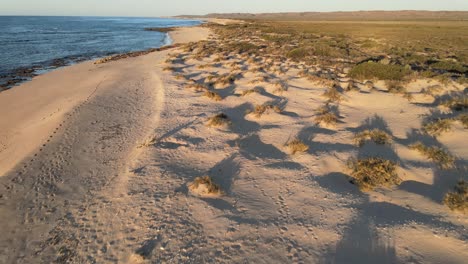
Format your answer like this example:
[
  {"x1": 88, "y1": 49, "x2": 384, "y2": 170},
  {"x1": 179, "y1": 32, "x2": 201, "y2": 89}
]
[
  {"x1": 348, "y1": 62, "x2": 411, "y2": 81},
  {"x1": 431, "y1": 61, "x2": 467, "y2": 73}
]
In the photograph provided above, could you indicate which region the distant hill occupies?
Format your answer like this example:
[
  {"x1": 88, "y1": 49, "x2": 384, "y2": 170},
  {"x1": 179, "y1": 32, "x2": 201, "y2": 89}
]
[{"x1": 178, "y1": 11, "x2": 468, "y2": 21}]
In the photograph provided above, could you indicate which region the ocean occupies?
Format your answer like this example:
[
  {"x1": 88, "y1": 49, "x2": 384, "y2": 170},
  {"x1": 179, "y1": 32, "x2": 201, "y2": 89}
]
[{"x1": 0, "y1": 16, "x2": 201, "y2": 90}]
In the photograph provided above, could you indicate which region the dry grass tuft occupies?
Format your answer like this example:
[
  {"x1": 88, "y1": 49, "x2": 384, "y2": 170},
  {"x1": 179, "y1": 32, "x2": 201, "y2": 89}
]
[
  {"x1": 241, "y1": 87, "x2": 261, "y2": 96},
  {"x1": 252, "y1": 104, "x2": 282, "y2": 117},
  {"x1": 307, "y1": 74, "x2": 334, "y2": 87},
  {"x1": 410, "y1": 142, "x2": 455, "y2": 169},
  {"x1": 188, "y1": 176, "x2": 222, "y2": 197},
  {"x1": 423, "y1": 118, "x2": 453, "y2": 136},
  {"x1": 444, "y1": 180, "x2": 468, "y2": 213},
  {"x1": 137, "y1": 136, "x2": 157, "y2": 148},
  {"x1": 354, "y1": 129, "x2": 392, "y2": 147},
  {"x1": 315, "y1": 104, "x2": 338, "y2": 126},
  {"x1": 163, "y1": 66, "x2": 176, "y2": 72},
  {"x1": 322, "y1": 86, "x2": 342, "y2": 102},
  {"x1": 442, "y1": 96, "x2": 468, "y2": 111},
  {"x1": 213, "y1": 74, "x2": 237, "y2": 87},
  {"x1": 348, "y1": 157, "x2": 402, "y2": 191},
  {"x1": 249, "y1": 76, "x2": 269, "y2": 85},
  {"x1": 174, "y1": 74, "x2": 186, "y2": 80},
  {"x1": 458, "y1": 113, "x2": 468, "y2": 128},
  {"x1": 285, "y1": 138, "x2": 309, "y2": 155},
  {"x1": 385, "y1": 80, "x2": 407, "y2": 94},
  {"x1": 273, "y1": 81, "x2": 288, "y2": 94},
  {"x1": 345, "y1": 80, "x2": 360, "y2": 92},
  {"x1": 186, "y1": 83, "x2": 208, "y2": 92},
  {"x1": 204, "y1": 91, "x2": 223, "y2": 101},
  {"x1": 207, "y1": 113, "x2": 231, "y2": 127},
  {"x1": 421, "y1": 85, "x2": 443, "y2": 96}
]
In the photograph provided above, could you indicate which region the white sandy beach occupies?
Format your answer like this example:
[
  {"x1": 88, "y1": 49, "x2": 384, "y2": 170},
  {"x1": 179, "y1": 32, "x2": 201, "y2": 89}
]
[{"x1": 0, "y1": 22, "x2": 466, "y2": 264}]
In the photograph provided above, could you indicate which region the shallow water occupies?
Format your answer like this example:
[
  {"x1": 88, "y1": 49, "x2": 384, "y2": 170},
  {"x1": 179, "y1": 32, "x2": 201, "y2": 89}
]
[{"x1": 0, "y1": 16, "x2": 200, "y2": 88}]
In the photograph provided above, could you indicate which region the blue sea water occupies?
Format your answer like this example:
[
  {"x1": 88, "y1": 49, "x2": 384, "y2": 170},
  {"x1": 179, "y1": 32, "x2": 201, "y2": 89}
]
[{"x1": 0, "y1": 16, "x2": 201, "y2": 88}]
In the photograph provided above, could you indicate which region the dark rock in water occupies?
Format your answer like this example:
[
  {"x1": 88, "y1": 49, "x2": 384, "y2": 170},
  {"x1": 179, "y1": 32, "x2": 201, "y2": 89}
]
[{"x1": 144, "y1": 27, "x2": 177, "y2": 33}]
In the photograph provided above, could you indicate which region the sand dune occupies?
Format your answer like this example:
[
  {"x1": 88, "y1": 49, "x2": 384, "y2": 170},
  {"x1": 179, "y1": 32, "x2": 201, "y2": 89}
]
[{"x1": 0, "y1": 22, "x2": 466, "y2": 263}]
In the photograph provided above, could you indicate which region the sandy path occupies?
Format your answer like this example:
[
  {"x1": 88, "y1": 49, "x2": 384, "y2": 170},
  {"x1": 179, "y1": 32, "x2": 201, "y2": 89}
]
[{"x1": 0, "y1": 26, "x2": 209, "y2": 263}]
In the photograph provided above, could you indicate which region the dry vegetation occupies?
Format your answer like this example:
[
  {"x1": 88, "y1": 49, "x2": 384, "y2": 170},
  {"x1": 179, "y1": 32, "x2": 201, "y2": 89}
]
[
  {"x1": 348, "y1": 157, "x2": 402, "y2": 191},
  {"x1": 285, "y1": 138, "x2": 309, "y2": 155},
  {"x1": 207, "y1": 113, "x2": 231, "y2": 127},
  {"x1": 204, "y1": 91, "x2": 223, "y2": 101},
  {"x1": 444, "y1": 180, "x2": 468, "y2": 213},
  {"x1": 422, "y1": 118, "x2": 454, "y2": 137},
  {"x1": 188, "y1": 176, "x2": 222, "y2": 196},
  {"x1": 410, "y1": 142, "x2": 455, "y2": 169},
  {"x1": 315, "y1": 103, "x2": 339, "y2": 126},
  {"x1": 354, "y1": 129, "x2": 392, "y2": 146},
  {"x1": 165, "y1": 19, "x2": 466, "y2": 213},
  {"x1": 252, "y1": 104, "x2": 282, "y2": 118}
]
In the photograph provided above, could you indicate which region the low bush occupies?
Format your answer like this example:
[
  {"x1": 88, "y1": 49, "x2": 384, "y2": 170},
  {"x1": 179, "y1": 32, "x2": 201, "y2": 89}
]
[
  {"x1": 207, "y1": 113, "x2": 231, "y2": 127},
  {"x1": 444, "y1": 180, "x2": 468, "y2": 213},
  {"x1": 188, "y1": 176, "x2": 222, "y2": 196},
  {"x1": 348, "y1": 157, "x2": 402, "y2": 191},
  {"x1": 354, "y1": 129, "x2": 392, "y2": 147},
  {"x1": 348, "y1": 62, "x2": 411, "y2": 81},
  {"x1": 285, "y1": 138, "x2": 309, "y2": 155},
  {"x1": 204, "y1": 91, "x2": 223, "y2": 101}
]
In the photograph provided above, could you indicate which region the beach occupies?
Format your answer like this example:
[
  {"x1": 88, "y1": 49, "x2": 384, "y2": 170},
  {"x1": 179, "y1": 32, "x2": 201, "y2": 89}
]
[{"x1": 0, "y1": 18, "x2": 467, "y2": 263}]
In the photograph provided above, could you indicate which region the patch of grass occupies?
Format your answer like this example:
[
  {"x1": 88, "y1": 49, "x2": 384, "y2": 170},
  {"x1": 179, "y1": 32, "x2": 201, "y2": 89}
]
[
  {"x1": 214, "y1": 74, "x2": 238, "y2": 86},
  {"x1": 137, "y1": 136, "x2": 157, "y2": 148},
  {"x1": 241, "y1": 87, "x2": 261, "y2": 96},
  {"x1": 410, "y1": 142, "x2": 455, "y2": 169},
  {"x1": 442, "y1": 96, "x2": 468, "y2": 111},
  {"x1": 348, "y1": 62, "x2": 411, "y2": 81},
  {"x1": 345, "y1": 80, "x2": 360, "y2": 92},
  {"x1": 287, "y1": 47, "x2": 310, "y2": 60},
  {"x1": 421, "y1": 84, "x2": 443, "y2": 96},
  {"x1": 322, "y1": 86, "x2": 342, "y2": 102},
  {"x1": 385, "y1": 80, "x2": 407, "y2": 94},
  {"x1": 197, "y1": 63, "x2": 211, "y2": 69},
  {"x1": 163, "y1": 66, "x2": 176, "y2": 72},
  {"x1": 285, "y1": 138, "x2": 309, "y2": 155},
  {"x1": 431, "y1": 61, "x2": 467, "y2": 73},
  {"x1": 186, "y1": 83, "x2": 208, "y2": 92},
  {"x1": 249, "y1": 76, "x2": 269, "y2": 85},
  {"x1": 348, "y1": 157, "x2": 402, "y2": 191},
  {"x1": 423, "y1": 118, "x2": 453, "y2": 136},
  {"x1": 174, "y1": 74, "x2": 186, "y2": 80},
  {"x1": 273, "y1": 81, "x2": 288, "y2": 94},
  {"x1": 228, "y1": 42, "x2": 259, "y2": 54},
  {"x1": 315, "y1": 104, "x2": 339, "y2": 126},
  {"x1": 354, "y1": 129, "x2": 392, "y2": 147},
  {"x1": 443, "y1": 180, "x2": 468, "y2": 213},
  {"x1": 306, "y1": 74, "x2": 335, "y2": 87},
  {"x1": 188, "y1": 176, "x2": 222, "y2": 196},
  {"x1": 458, "y1": 113, "x2": 468, "y2": 128},
  {"x1": 204, "y1": 91, "x2": 223, "y2": 101},
  {"x1": 252, "y1": 104, "x2": 282, "y2": 117},
  {"x1": 207, "y1": 113, "x2": 231, "y2": 127}
]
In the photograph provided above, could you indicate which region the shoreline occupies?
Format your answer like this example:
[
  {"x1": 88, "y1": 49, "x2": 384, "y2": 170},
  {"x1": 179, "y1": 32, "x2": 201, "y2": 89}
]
[
  {"x1": 0, "y1": 25, "x2": 210, "y2": 178},
  {"x1": 0, "y1": 21, "x2": 204, "y2": 92}
]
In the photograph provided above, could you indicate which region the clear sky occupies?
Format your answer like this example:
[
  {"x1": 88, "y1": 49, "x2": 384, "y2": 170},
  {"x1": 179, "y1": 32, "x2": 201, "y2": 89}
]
[{"x1": 1, "y1": 0, "x2": 467, "y2": 17}]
